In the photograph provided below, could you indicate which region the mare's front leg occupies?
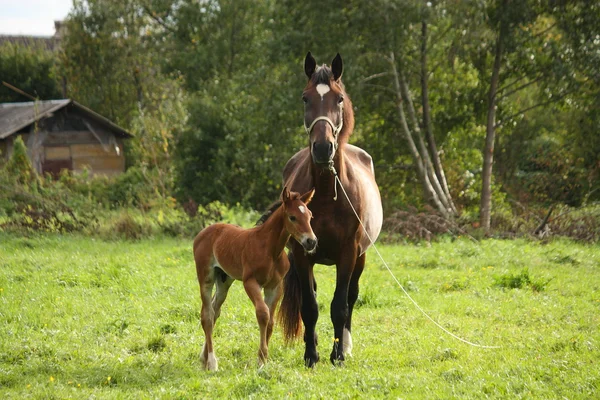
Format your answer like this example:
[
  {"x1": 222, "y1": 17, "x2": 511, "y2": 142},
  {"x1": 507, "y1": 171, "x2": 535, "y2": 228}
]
[
  {"x1": 344, "y1": 252, "x2": 366, "y2": 357},
  {"x1": 243, "y1": 278, "x2": 270, "y2": 366},
  {"x1": 330, "y1": 245, "x2": 358, "y2": 365},
  {"x1": 294, "y1": 249, "x2": 319, "y2": 367}
]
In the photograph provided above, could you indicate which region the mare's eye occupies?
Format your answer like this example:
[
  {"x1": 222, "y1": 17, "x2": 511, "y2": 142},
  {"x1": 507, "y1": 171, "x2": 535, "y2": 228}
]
[
  {"x1": 338, "y1": 96, "x2": 344, "y2": 104},
  {"x1": 289, "y1": 215, "x2": 297, "y2": 222},
  {"x1": 302, "y1": 96, "x2": 308, "y2": 104}
]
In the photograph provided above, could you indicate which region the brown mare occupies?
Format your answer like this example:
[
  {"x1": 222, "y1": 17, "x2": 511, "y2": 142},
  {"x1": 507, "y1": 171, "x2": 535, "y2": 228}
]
[
  {"x1": 193, "y1": 187, "x2": 317, "y2": 371},
  {"x1": 278, "y1": 53, "x2": 383, "y2": 367}
]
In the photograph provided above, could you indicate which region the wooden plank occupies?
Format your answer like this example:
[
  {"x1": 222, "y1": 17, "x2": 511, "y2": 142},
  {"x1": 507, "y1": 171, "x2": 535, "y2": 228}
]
[
  {"x1": 45, "y1": 146, "x2": 71, "y2": 160},
  {"x1": 42, "y1": 159, "x2": 72, "y2": 177},
  {"x1": 73, "y1": 156, "x2": 125, "y2": 171},
  {"x1": 71, "y1": 143, "x2": 119, "y2": 157},
  {"x1": 44, "y1": 131, "x2": 97, "y2": 145},
  {"x1": 80, "y1": 169, "x2": 123, "y2": 177},
  {"x1": 0, "y1": 141, "x2": 7, "y2": 160}
]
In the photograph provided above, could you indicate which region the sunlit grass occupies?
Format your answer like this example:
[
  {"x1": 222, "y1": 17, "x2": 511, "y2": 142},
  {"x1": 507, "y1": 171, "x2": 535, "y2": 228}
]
[{"x1": 0, "y1": 233, "x2": 598, "y2": 398}]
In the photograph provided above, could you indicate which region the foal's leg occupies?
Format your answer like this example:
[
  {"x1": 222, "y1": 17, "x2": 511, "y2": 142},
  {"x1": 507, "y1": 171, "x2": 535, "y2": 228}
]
[
  {"x1": 199, "y1": 274, "x2": 218, "y2": 371},
  {"x1": 330, "y1": 245, "x2": 358, "y2": 365},
  {"x1": 344, "y1": 252, "x2": 366, "y2": 357},
  {"x1": 243, "y1": 278, "x2": 270, "y2": 366},
  {"x1": 212, "y1": 270, "x2": 235, "y2": 326},
  {"x1": 264, "y1": 284, "x2": 283, "y2": 346}
]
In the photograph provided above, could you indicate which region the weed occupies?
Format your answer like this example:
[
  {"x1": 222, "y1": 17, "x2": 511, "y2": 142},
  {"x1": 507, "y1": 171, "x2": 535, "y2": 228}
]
[
  {"x1": 147, "y1": 335, "x2": 167, "y2": 353},
  {"x1": 493, "y1": 268, "x2": 551, "y2": 292}
]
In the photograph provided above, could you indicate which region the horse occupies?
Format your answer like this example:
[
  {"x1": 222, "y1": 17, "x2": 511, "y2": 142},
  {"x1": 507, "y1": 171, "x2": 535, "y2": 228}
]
[
  {"x1": 278, "y1": 52, "x2": 383, "y2": 367},
  {"x1": 193, "y1": 187, "x2": 317, "y2": 371}
]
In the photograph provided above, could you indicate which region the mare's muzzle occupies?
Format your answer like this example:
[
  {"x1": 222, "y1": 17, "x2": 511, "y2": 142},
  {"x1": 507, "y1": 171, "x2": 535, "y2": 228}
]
[{"x1": 312, "y1": 141, "x2": 334, "y2": 164}]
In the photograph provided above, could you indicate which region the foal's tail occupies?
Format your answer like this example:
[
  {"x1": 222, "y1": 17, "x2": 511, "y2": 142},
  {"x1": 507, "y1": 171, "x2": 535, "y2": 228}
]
[{"x1": 278, "y1": 251, "x2": 303, "y2": 342}]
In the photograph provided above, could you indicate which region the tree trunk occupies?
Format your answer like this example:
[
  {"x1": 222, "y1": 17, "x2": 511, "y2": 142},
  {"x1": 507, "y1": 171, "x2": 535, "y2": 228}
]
[
  {"x1": 398, "y1": 70, "x2": 454, "y2": 216},
  {"x1": 421, "y1": 17, "x2": 458, "y2": 215},
  {"x1": 390, "y1": 51, "x2": 449, "y2": 217},
  {"x1": 480, "y1": 0, "x2": 508, "y2": 231}
]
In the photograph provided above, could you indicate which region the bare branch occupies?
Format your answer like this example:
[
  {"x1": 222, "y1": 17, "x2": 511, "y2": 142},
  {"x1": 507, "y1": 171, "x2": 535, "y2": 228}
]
[
  {"x1": 359, "y1": 83, "x2": 396, "y2": 95},
  {"x1": 141, "y1": 4, "x2": 176, "y2": 34},
  {"x1": 361, "y1": 72, "x2": 390, "y2": 83},
  {"x1": 499, "y1": 75, "x2": 545, "y2": 99},
  {"x1": 497, "y1": 75, "x2": 528, "y2": 93},
  {"x1": 429, "y1": 24, "x2": 454, "y2": 51},
  {"x1": 495, "y1": 91, "x2": 572, "y2": 128}
]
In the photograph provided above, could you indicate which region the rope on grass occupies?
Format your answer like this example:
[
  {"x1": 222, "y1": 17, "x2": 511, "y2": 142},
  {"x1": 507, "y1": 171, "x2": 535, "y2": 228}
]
[{"x1": 333, "y1": 171, "x2": 501, "y2": 349}]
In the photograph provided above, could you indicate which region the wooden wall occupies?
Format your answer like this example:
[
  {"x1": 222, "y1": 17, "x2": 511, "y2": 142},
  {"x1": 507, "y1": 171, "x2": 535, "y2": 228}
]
[
  {"x1": 43, "y1": 131, "x2": 125, "y2": 177},
  {"x1": 1, "y1": 107, "x2": 129, "y2": 176}
]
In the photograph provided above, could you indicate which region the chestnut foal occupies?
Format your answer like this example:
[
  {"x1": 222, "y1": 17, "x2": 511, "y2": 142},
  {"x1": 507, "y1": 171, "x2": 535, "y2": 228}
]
[{"x1": 193, "y1": 187, "x2": 317, "y2": 371}]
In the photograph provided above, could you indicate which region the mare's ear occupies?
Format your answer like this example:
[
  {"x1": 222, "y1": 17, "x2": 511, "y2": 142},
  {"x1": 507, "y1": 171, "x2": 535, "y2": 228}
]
[
  {"x1": 300, "y1": 188, "x2": 316, "y2": 205},
  {"x1": 332, "y1": 53, "x2": 343, "y2": 81},
  {"x1": 281, "y1": 186, "x2": 291, "y2": 202},
  {"x1": 305, "y1": 52, "x2": 316, "y2": 79}
]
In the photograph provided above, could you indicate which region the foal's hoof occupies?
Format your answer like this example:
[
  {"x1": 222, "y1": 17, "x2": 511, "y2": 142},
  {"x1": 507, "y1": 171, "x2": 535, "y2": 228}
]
[
  {"x1": 304, "y1": 351, "x2": 320, "y2": 368},
  {"x1": 204, "y1": 352, "x2": 218, "y2": 371}
]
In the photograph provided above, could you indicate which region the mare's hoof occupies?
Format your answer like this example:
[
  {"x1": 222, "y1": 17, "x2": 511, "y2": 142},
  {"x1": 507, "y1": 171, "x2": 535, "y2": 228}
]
[
  {"x1": 330, "y1": 349, "x2": 345, "y2": 366},
  {"x1": 304, "y1": 351, "x2": 320, "y2": 368}
]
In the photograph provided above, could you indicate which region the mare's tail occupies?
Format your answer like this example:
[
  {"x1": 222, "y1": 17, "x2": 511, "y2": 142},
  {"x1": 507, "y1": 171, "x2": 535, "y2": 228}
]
[{"x1": 278, "y1": 251, "x2": 303, "y2": 342}]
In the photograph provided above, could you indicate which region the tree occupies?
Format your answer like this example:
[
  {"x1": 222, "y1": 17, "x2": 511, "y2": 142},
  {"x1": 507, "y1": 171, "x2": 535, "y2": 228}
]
[{"x1": 0, "y1": 42, "x2": 62, "y2": 102}]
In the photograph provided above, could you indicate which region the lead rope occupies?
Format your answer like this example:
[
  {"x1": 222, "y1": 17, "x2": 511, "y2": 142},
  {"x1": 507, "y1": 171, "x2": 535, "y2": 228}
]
[
  {"x1": 331, "y1": 167, "x2": 501, "y2": 349},
  {"x1": 329, "y1": 163, "x2": 338, "y2": 201}
]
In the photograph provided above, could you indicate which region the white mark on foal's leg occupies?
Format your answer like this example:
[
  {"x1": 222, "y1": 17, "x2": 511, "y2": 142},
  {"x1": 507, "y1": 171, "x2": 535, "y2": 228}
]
[
  {"x1": 206, "y1": 352, "x2": 218, "y2": 371},
  {"x1": 343, "y1": 328, "x2": 353, "y2": 357},
  {"x1": 316, "y1": 84, "x2": 330, "y2": 100}
]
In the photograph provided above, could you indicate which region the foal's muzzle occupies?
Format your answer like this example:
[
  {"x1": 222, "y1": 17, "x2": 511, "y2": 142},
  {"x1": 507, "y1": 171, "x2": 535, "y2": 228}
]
[{"x1": 301, "y1": 236, "x2": 318, "y2": 253}]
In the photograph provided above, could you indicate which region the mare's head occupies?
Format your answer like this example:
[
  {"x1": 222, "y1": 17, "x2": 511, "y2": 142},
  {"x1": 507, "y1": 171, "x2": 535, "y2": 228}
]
[
  {"x1": 302, "y1": 52, "x2": 355, "y2": 167},
  {"x1": 281, "y1": 186, "x2": 317, "y2": 253}
]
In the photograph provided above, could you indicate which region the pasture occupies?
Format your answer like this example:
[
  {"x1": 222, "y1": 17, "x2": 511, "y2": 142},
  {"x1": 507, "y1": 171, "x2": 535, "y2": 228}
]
[{"x1": 0, "y1": 233, "x2": 598, "y2": 398}]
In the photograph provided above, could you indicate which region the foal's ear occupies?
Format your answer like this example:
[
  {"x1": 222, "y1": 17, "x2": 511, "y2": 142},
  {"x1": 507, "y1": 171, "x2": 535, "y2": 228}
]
[
  {"x1": 332, "y1": 53, "x2": 343, "y2": 81},
  {"x1": 300, "y1": 188, "x2": 316, "y2": 205},
  {"x1": 305, "y1": 52, "x2": 316, "y2": 79},
  {"x1": 281, "y1": 186, "x2": 291, "y2": 202}
]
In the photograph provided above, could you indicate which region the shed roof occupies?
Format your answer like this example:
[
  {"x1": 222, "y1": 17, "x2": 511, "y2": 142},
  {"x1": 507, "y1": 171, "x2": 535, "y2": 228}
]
[{"x1": 0, "y1": 100, "x2": 133, "y2": 139}]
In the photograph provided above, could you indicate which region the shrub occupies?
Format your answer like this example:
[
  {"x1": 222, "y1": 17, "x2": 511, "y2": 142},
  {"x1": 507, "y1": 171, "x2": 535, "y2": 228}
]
[
  {"x1": 493, "y1": 268, "x2": 550, "y2": 292},
  {"x1": 4, "y1": 136, "x2": 36, "y2": 184}
]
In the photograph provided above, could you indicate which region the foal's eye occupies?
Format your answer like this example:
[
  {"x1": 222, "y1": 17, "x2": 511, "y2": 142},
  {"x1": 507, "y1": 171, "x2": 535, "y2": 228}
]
[
  {"x1": 302, "y1": 96, "x2": 308, "y2": 104},
  {"x1": 289, "y1": 215, "x2": 297, "y2": 222},
  {"x1": 338, "y1": 96, "x2": 344, "y2": 104}
]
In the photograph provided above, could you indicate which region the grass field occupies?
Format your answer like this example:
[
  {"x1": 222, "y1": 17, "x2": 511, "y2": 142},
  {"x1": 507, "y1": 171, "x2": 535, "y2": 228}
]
[{"x1": 0, "y1": 233, "x2": 598, "y2": 399}]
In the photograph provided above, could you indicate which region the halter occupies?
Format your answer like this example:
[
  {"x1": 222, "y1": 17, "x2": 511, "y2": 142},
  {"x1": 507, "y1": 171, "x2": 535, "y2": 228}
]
[
  {"x1": 303, "y1": 100, "x2": 344, "y2": 143},
  {"x1": 304, "y1": 115, "x2": 343, "y2": 138},
  {"x1": 304, "y1": 103, "x2": 344, "y2": 200}
]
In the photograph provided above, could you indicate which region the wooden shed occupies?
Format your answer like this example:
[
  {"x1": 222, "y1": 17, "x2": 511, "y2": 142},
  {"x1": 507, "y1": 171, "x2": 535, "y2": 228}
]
[{"x1": 0, "y1": 99, "x2": 132, "y2": 177}]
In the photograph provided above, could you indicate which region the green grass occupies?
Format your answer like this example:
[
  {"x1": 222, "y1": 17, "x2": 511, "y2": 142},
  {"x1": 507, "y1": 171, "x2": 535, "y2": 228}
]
[{"x1": 0, "y1": 233, "x2": 598, "y2": 399}]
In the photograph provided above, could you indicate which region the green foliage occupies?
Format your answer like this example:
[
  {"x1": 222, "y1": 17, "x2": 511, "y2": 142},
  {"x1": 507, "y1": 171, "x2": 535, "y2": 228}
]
[
  {"x1": 4, "y1": 136, "x2": 35, "y2": 184},
  {"x1": 493, "y1": 268, "x2": 550, "y2": 292},
  {"x1": 40, "y1": 0, "x2": 600, "y2": 225},
  {"x1": 0, "y1": 42, "x2": 62, "y2": 102},
  {"x1": 1, "y1": 235, "x2": 598, "y2": 398}
]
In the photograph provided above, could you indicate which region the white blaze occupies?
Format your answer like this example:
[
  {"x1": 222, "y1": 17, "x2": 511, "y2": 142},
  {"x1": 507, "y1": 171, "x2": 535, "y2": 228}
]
[
  {"x1": 316, "y1": 84, "x2": 330, "y2": 100},
  {"x1": 298, "y1": 205, "x2": 306, "y2": 214}
]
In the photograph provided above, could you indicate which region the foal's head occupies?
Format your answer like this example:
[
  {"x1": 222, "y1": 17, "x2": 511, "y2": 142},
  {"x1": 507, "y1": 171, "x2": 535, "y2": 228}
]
[
  {"x1": 302, "y1": 52, "x2": 354, "y2": 166},
  {"x1": 281, "y1": 186, "x2": 317, "y2": 253}
]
